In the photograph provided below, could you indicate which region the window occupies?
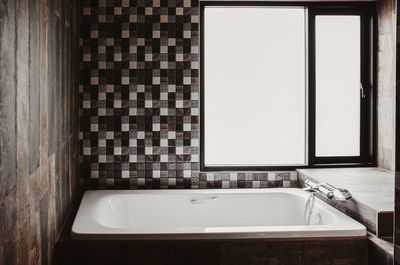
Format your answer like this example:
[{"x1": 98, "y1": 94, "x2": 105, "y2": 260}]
[
  {"x1": 308, "y1": 7, "x2": 375, "y2": 165},
  {"x1": 315, "y1": 15, "x2": 361, "y2": 157},
  {"x1": 200, "y1": 2, "x2": 375, "y2": 170},
  {"x1": 203, "y1": 7, "x2": 306, "y2": 167}
]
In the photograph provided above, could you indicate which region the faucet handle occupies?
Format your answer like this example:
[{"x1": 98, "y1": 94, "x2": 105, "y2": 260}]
[
  {"x1": 317, "y1": 183, "x2": 334, "y2": 199},
  {"x1": 333, "y1": 188, "x2": 352, "y2": 201},
  {"x1": 323, "y1": 183, "x2": 352, "y2": 201}
]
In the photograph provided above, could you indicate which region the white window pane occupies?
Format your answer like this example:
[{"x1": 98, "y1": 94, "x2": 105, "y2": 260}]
[
  {"x1": 315, "y1": 15, "x2": 361, "y2": 157},
  {"x1": 204, "y1": 7, "x2": 306, "y2": 166}
]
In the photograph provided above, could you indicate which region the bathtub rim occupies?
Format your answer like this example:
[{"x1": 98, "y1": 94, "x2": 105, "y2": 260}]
[{"x1": 71, "y1": 188, "x2": 367, "y2": 240}]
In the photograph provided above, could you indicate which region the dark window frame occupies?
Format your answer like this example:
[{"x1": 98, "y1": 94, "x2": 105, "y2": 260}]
[
  {"x1": 308, "y1": 5, "x2": 376, "y2": 166},
  {"x1": 200, "y1": 1, "x2": 376, "y2": 171}
]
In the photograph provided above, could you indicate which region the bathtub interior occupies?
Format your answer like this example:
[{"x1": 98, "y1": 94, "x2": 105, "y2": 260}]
[{"x1": 91, "y1": 191, "x2": 336, "y2": 230}]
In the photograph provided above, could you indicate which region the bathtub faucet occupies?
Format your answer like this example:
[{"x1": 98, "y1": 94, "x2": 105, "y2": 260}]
[
  {"x1": 303, "y1": 180, "x2": 352, "y2": 201},
  {"x1": 302, "y1": 180, "x2": 319, "y2": 193}
]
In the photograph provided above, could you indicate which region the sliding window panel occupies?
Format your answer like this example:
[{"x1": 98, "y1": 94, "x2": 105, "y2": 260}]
[
  {"x1": 203, "y1": 7, "x2": 306, "y2": 167},
  {"x1": 315, "y1": 15, "x2": 361, "y2": 157}
]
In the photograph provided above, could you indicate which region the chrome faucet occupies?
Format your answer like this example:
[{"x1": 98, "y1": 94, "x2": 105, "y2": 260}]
[
  {"x1": 302, "y1": 180, "x2": 319, "y2": 193},
  {"x1": 303, "y1": 180, "x2": 352, "y2": 201}
]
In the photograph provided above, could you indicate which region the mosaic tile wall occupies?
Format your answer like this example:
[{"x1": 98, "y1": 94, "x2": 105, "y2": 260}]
[{"x1": 79, "y1": 0, "x2": 298, "y2": 189}]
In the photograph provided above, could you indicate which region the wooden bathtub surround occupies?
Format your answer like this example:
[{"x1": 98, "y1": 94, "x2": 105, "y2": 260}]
[
  {"x1": 56, "y1": 237, "x2": 367, "y2": 265},
  {"x1": 367, "y1": 232, "x2": 394, "y2": 265}
]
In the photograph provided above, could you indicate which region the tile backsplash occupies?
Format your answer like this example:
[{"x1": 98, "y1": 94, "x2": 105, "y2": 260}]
[{"x1": 79, "y1": 0, "x2": 298, "y2": 189}]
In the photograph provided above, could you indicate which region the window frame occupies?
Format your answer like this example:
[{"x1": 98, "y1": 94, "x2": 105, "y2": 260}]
[{"x1": 200, "y1": 1, "x2": 376, "y2": 171}]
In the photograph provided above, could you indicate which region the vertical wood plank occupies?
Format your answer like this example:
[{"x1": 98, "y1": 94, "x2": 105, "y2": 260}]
[
  {"x1": 65, "y1": 25, "x2": 71, "y2": 144},
  {"x1": 377, "y1": 0, "x2": 397, "y2": 171},
  {"x1": 60, "y1": 6, "x2": 66, "y2": 145},
  {"x1": 39, "y1": 0, "x2": 49, "y2": 187},
  {"x1": 0, "y1": 1, "x2": 18, "y2": 262},
  {"x1": 53, "y1": 13, "x2": 62, "y2": 232},
  {"x1": 29, "y1": 0, "x2": 41, "y2": 174},
  {"x1": 0, "y1": 192, "x2": 17, "y2": 265},
  {"x1": 47, "y1": 0, "x2": 55, "y2": 156},
  {"x1": 54, "y1": 13, "x2": 61, "y2": 152},
  {"x1": 16, "y1": 0, "x2": 31, "y2": 264},
  {"x1": 39, "y1": 4, "x2": 51, "y2": 264},
  {"x1": 39, "y1": 192, "x2": 49, "y2": 265},
  {"x1": 0, "y1": 0, "x2": 17, "y2": 199}
]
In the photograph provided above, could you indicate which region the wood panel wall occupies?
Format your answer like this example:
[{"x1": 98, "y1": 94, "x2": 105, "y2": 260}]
[
  {"x1": 377, "y1": 0, "x2": 397, "y2": 172},
  {"x1": 395, "y1": 0, "x2": 400, "y2": 260},
  {"x1": 0, "y1": 0, "x2": 80, "y2": 264}
]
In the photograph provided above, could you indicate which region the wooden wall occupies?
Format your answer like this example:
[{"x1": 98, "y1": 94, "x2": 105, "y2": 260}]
[
  {"x1": 0, "y1": 0, "x2": 80, "y2": 264},
  {"x1": 377, "y1": 0, "x2": 397, "y2": 171},
  {"x1": 395, "y1": 0, "x2": 400, "y2": 261}
]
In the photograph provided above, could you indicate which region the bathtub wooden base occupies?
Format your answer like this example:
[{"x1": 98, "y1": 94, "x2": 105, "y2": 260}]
[
  {"x1": 56, "y1": 236, "x2": 367, "y2": 265},
  {"x1": 55, "y1": 196, "x2": 367, "y2": 265}
]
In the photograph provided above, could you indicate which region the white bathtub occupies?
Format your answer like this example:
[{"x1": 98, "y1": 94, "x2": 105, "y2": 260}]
[{"x1": 71, "y1": 188, "x2": 366, "y2": 240}]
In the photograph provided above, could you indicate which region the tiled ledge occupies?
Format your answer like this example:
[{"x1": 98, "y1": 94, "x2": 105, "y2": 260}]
[{"x1": 297, "y1": 168, "x2": 394, "y2": 237}]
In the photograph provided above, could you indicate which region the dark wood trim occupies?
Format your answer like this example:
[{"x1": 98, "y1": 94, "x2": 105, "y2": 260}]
[
  {"x1": 308, "y1": 7, "x2": 316, "y2": 166},
  {"x1": 201, "y1": 163, "x2": 375, "y2": 172},
  {"x1": 367, "y1": 232, "x2": 394, "y2": 265},
  {"x1": 200, "y1": 1, "x2": 375, "y2": 7},
  {"x1": 376, "y1": 212, "x2": 394, "y2": 238},
  {"x1": 56, "y1": 238, "x2": 367, "y2": 265},
  {"x1": 199, "y1": 1, "x2": 205, "y2": 172}
]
